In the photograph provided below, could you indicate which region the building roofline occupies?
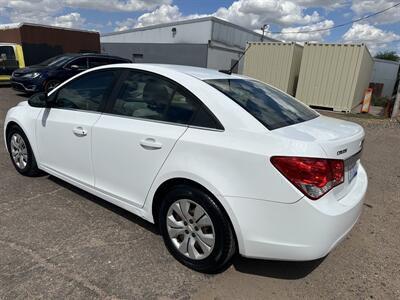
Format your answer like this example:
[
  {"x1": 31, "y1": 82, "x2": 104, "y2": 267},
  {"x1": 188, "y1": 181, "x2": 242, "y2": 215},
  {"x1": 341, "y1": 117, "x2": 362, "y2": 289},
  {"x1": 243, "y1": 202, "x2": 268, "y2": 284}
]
[
  {"x1": 373, "y1": 57, "x2": 400, "y2": 65},
  {"x1": 0, "y1": 22, "x2": 99, "y2": 34},
  {"x1": 101, "y1": 16, "x2": 263, "y2": 38}
]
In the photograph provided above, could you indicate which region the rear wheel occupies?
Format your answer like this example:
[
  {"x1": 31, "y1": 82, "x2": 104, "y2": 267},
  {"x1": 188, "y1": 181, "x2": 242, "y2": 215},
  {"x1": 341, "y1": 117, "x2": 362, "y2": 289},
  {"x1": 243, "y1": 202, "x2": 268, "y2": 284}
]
[
  {"x1": 159, "y1": 185, "x2": 236, "y2": 273},
  {"x1": 7, "y1": 125, "x2": 42, "y2": 177}
]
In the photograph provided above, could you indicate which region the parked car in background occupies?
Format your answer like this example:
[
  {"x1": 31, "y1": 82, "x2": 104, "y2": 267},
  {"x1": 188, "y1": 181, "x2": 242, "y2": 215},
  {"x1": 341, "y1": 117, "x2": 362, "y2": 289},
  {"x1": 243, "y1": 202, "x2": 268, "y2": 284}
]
[
  {"x1": 0, "y1": 43, "x2": 25, "y2": 83},
  {"x1": 4, "y1": 64, "x2": 367, "y2": 273},
  {"x1": 10, "y1": 53, "x2": 131, "y2": 93}
]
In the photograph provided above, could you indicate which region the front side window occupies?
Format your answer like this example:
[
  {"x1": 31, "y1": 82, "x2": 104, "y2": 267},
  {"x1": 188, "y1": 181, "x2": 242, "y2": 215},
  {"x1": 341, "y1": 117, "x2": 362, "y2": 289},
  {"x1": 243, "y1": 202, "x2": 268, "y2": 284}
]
[
  {"x1": 0, "y1": 46, "x2": 16, "y2": 61},
  {"x1": 66, "y1": 58, "x2": 88, "y2": 70},
  {"x1": 205, "y1": 79, "x2": 318, "y2": 130},
  {"x1": 111, "y1": 71, "x2": 199, "y2": 125},
  {"x1": 53, "y1": 70, "x2": 117, "y2": 112}
]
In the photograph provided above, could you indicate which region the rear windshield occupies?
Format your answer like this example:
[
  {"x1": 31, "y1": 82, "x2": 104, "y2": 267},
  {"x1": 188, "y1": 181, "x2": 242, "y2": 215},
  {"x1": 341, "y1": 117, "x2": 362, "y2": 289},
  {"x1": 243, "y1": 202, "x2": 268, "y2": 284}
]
[{"x1": 205, "y1": 79, "x2": 318, "y2": 130}]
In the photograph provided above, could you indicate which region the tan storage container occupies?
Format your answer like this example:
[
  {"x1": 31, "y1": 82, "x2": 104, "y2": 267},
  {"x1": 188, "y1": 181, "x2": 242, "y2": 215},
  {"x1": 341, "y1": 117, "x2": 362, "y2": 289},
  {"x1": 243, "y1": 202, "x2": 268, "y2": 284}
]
[
  {"x1": 295, "y1": 43, "x2": 373, "y2": 112},
  {"x1": 243, "y1": 42, "x2": 303, "y2": 95}
]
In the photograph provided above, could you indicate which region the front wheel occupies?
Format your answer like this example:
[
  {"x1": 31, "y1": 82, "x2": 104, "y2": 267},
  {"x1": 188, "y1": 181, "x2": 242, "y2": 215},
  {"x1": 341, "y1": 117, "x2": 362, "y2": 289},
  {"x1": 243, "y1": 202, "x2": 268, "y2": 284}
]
[
  {"x1": 159, "y1": 185, "x2": 236, "y2": 273},
  {"x1": 44, "y1": 79, "x2": 61, "y2": 93},
  {"x1": 7, "y1": 125, "x2": 42, "y2": 177}
]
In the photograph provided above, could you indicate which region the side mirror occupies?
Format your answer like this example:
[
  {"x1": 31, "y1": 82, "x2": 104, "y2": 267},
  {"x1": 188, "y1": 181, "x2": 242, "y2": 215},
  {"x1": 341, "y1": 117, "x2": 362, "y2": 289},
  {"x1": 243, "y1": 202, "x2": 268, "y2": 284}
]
[
  {"x1": 28, "y1": 92, "x2": 55, "y2": 108},
  {"x1": 28, "y1": 92, "x2": 47, "y2": 108}
]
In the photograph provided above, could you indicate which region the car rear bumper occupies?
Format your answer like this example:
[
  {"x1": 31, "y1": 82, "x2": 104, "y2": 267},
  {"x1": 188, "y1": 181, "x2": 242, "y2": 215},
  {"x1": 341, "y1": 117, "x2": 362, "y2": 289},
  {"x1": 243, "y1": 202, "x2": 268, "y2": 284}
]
[{"x1": 226, "y1": 164, "x2": 367, "y2": 260}]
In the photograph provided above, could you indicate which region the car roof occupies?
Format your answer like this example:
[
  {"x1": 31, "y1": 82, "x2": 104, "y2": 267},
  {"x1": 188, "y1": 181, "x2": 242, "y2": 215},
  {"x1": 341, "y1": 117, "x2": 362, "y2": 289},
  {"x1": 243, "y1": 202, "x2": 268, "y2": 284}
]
[
  {"x1": 114, "y1": 64, "x2": 248, "y2": 80},
  {"x1": 153, "y1": 64, "x2": 247, "y2": 80},
  {"x1": 61, "y1": 53, "x2": 130, "y2": 60}
]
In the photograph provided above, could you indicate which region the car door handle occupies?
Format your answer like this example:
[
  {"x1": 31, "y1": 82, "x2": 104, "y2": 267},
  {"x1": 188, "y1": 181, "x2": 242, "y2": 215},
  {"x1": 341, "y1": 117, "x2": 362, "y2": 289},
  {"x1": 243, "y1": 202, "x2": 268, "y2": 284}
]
[
  {"x1": 140, "y1": 138, "x2": 163, "y2": 150},
  {"x1": 72, "y1": 126, "x2": 87, "y2": 137}
]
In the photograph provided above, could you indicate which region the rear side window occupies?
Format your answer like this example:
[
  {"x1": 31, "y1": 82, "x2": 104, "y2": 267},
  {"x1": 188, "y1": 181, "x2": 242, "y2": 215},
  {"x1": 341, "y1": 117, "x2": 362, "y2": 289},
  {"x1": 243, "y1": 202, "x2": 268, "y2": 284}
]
[
  {"x1": 111, "y1": 71, "x2": 202, "y2": 125},
  {"x1": 54, "y1": 70, "x2": 117, "y2": 112},
  {"x1": 205, "y1": 79, "x2": 318, "y2": 130},
  {"x1": 89, "y1": 57, "x2": 126, "y2": 68},
  {"x1": 190, "y1": 106, "x2": 222, "y2": 129}
]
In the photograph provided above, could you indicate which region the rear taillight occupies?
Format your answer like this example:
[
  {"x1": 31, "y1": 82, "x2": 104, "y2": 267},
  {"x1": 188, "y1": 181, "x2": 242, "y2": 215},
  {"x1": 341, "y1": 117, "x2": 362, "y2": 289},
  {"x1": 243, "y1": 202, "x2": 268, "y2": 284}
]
[{"x1": 270, "y1": 156, "x2": 344, "y2": 200}]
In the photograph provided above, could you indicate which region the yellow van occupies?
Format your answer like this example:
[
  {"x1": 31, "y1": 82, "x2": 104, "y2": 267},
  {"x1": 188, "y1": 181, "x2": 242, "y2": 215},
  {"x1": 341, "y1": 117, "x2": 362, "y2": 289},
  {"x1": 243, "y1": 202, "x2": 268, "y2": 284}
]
[{"x1": 0, "y1": 43, "x2": 25, "y2": 82}]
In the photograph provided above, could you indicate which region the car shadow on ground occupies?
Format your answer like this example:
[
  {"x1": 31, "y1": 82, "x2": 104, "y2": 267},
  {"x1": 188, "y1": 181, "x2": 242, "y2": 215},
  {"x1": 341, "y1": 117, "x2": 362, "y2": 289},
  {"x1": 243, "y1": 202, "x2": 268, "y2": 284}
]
[
  {"x1": 48, "y1": 175, "x2": 325, "y2": 279},
  {"x1": 233, "y1": 256, "x2": 325, "y2": 279},
  {"x1": 48, "y1": 175, "x2": 159, "y2": 235}
]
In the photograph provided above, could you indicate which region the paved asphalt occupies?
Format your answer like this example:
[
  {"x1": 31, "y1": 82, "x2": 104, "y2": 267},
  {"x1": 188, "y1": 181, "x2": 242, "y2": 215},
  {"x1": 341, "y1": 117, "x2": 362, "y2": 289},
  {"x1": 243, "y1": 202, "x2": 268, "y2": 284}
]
[{"x1": 0, "y1": 86, "x2": 399, "y2": 299}]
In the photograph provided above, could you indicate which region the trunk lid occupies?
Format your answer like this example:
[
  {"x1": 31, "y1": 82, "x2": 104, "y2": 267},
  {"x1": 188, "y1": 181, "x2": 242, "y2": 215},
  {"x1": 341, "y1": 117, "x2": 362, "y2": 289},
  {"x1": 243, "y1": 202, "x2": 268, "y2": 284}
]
[{"x1": 273, "y1": 115, "x2": 365, "y2": 200}]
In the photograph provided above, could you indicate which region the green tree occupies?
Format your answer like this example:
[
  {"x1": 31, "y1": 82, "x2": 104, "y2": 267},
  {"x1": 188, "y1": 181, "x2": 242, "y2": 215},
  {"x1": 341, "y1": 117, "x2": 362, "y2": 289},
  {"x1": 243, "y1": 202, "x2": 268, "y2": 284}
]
[{"x1": 374, "y1": 51, "x2": 400, "y2": 62}]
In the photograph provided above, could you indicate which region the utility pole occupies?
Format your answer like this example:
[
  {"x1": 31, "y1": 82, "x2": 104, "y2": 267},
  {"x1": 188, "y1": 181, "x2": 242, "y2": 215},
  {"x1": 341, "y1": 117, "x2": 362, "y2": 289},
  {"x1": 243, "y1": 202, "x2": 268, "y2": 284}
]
[{"x1": 391, "y1": 82, "x2": 400, "y2": 119}]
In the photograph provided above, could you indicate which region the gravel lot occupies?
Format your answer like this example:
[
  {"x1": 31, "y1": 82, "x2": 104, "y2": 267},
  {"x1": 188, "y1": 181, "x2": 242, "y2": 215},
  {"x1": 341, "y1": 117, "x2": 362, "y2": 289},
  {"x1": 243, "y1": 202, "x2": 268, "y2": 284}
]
[{"x1": 1, "y1": 85, "x2": 399, "y2": 299}]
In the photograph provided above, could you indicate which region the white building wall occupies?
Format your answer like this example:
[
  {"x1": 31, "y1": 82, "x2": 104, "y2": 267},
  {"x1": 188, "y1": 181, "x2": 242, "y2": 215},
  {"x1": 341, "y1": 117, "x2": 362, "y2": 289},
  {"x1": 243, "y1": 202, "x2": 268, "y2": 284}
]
[
  {"x1": 212, "y1": 20, "x2": 264, "y2": 48},
  {"x1": 101, "y1": 20, "x2": 212, "y2": 44},
  {"x1": 207, "y1": 47, "x2": 242, "y2": 72},
  {"x1": 370, "y1": 59, "x2": 400, "y2": 97},
  {"x1": 101, "y1": 17, "x2": 273, "y2": 72}
]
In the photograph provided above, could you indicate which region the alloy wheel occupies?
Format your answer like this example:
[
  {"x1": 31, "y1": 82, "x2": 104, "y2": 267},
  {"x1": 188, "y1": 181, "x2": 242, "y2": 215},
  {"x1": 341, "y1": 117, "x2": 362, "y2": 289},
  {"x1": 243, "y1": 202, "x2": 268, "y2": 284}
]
[
  {"x1": 10, "y1": 133, "x2": 28, "y2": 169},
  {"x1": 47, "y1": 81, "x2": 60, "y2": 91},
  {"x1": 166, "y1": 199, "x2": 215, "y2": 260}
]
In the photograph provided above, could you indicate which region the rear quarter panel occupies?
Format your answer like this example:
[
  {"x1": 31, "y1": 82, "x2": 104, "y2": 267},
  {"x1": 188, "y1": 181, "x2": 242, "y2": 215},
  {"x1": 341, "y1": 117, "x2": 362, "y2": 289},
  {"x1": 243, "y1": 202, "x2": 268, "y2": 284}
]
[{"x1": 147, "y1": 126, "x2": 328, "y2": 205}]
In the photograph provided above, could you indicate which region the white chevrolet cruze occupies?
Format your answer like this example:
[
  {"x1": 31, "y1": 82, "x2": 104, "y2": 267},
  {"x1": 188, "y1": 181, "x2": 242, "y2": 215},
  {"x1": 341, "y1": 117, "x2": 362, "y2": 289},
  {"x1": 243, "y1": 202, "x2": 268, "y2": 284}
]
[{"x1": 4, "y1": 64, "x2": 367, "y2": 273}]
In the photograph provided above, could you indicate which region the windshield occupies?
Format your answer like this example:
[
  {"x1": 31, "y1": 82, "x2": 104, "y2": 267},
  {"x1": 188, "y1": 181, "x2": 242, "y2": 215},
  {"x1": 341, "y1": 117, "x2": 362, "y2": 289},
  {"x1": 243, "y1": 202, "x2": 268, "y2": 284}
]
[
  {"x1": 205, "y1": 79, "x2": 319, "y2": 130},
  {"x1": 38, "y1": 55, "x2": 72, "y2": 67}
]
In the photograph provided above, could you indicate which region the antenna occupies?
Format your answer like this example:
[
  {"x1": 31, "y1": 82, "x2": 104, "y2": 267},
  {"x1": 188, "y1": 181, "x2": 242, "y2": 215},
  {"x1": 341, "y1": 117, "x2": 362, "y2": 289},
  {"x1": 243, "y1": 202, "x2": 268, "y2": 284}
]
[{"x1": 219, "y1": 43, "x2": 252, "y2": 75}]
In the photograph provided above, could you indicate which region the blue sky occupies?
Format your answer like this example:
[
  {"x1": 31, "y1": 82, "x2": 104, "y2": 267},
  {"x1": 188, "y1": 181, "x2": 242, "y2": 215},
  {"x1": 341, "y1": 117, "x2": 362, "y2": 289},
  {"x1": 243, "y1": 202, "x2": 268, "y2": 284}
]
[{"x1": 1, "y1": 0, "x2": 399, "y2": 54}]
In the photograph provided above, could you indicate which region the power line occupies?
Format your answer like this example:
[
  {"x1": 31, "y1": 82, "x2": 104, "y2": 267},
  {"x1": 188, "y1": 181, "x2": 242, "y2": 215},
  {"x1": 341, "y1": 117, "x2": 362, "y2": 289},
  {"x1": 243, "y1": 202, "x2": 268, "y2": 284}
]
[{"x1": 270, "y1": 2, "x2": 400, "y2": 35}]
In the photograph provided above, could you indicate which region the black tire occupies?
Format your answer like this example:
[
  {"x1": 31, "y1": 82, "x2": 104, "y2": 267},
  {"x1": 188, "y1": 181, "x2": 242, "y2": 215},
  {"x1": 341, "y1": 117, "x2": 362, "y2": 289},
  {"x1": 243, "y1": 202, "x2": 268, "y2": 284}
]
[
  {"x1": 44, "y1": 79, "x2": 61, "y2": 93},
  {"x1": 6, "y1": 125, "x2": 42, "y2": 177},
  {"x1": 159, "y1": 185, "x2": 236, "y2": 273}
]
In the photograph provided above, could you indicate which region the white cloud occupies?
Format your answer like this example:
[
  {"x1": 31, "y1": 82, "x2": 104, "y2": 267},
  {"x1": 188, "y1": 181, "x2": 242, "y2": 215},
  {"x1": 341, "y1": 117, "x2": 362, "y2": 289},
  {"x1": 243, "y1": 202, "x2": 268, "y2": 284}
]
[
  {"x1": 213, "y1": 0, "x2": 321, "y2": 29},
  {"x1": 0, "y1": 0, "x2": 172, "y2": 29},
  {"x1": 65, "y1": 0, "x2": 171, "y2": 12},
  {"x1": 115, "y1": 4, "x2": 206, "y2": 31},
  {"x1": 136, "y1": 4, "x2": 183, "y2": 28},
  {"x1": 53, "y1": 12, "x2": 86, "y2": 28},
  {"x1": 297, "y1": 0, "x2": 349, "y2": 9},
  {"x1": 115, "y1": 18, "x2": 137, "y2": 32},
  {"x1": 269, "y1": 19, "x2": 334, "y2": 42},
  {"x1": 0, "y1": 0, "x2": 63, "y2": 24},
  {"x1": 351, "y1": 0, "x2": 400, "y2": 24},
  {"x1": 114, "y1": 0, "x2": 328, "y2": 32},
  {"x1": 343, "y1": 23, "x2": 400, "y2": 54}
]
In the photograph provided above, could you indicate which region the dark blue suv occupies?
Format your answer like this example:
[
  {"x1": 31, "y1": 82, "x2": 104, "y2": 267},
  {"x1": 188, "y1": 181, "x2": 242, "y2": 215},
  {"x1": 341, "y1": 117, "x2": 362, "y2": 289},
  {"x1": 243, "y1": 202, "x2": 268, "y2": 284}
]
[{"x1": 11, "y1": 53, "x2": 131, "y2": 93}]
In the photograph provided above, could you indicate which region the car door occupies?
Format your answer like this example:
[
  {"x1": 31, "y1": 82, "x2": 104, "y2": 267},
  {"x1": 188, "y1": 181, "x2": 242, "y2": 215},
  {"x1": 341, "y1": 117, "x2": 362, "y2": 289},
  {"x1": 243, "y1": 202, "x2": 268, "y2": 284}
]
[
  {"x1": 36, "y1": 69, "x2": 119, "y2": 187},
  {"x1": 91, "y1": 70, "x2": 200, "y2": 207}
]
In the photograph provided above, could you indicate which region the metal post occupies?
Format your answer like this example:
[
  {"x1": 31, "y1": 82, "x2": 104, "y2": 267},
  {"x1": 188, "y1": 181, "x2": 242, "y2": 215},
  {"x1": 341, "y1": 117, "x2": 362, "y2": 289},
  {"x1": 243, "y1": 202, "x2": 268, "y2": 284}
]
[
  {"x1": 260, "y1": 24, "x2": 269, "y2": 42},
  {"x1": 391, "y1": 83, "x2": 400, "y2": 119}
]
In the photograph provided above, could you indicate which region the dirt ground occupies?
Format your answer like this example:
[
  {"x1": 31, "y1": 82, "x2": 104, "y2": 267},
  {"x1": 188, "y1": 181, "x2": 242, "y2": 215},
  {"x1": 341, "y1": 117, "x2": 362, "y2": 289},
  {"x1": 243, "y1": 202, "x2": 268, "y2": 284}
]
[{"x1": 0, "y1": 86, "x2": 399, "y2": 300}]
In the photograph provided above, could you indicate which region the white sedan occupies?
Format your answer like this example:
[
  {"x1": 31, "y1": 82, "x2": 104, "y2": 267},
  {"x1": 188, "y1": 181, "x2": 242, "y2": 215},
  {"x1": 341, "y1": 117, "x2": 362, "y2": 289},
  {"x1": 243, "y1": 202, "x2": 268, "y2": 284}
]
[{"x1": 4, "y1": 64, "x2": 368, "y2": 273}]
